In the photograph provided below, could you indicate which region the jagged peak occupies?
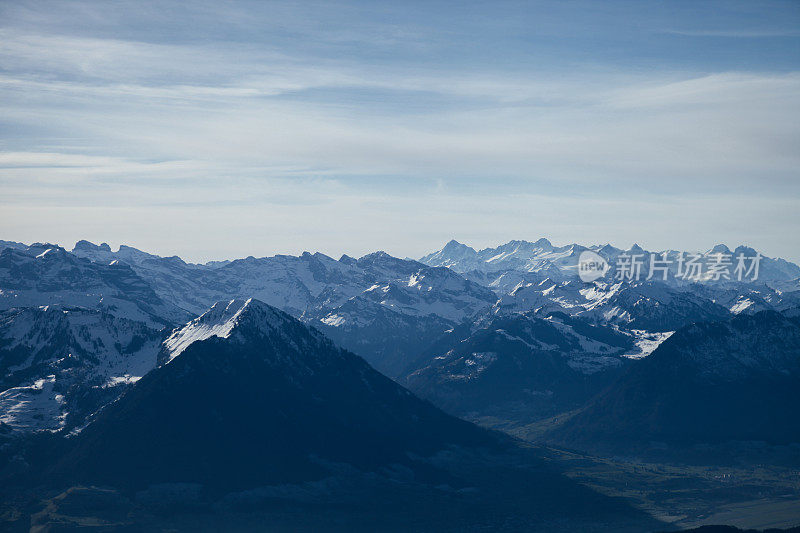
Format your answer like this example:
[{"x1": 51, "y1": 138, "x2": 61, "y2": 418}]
[
  {"x1": 707, "y1": 243, "x2": 732, "y2": 255},
  {"x1": 599, "y1": 243, "x2": 620, "y2": 253},
  {"x1": 29, "y1": 242, "x2": 65, "y2": 251},
  {"x1": 26, "y1": 243, "x2": 69, "y2": 259},
  {"x1": 162, "y1": 298, "x2": 298, "y2": 362},
  {"x1": 339, "y1": 254, "x2": 357, "y2": 265},
  {"x1": 73, "y1": 240, "x2": 112, "y2": 252},
  {"x1": 359, "y1": 250, "x2": 391, "y2": 260},
  {"x1": 420, "y1": 240, "x2": 478, "y2": 262},
  {"x1": 733, "y1": 244, "x2": 757, "y2": 256},
  {"x1": 442, "y1": 239, "x2": 475, "y2": 251},
  {"x1": 117, "y1": 244, "x2": 143, "y2": 252},
  {"x1": 116, "y1": 244, "x2": 156, "y2": 260}
]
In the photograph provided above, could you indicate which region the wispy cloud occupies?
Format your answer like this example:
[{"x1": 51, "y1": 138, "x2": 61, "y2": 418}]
[{"x1": 1, "y1": 0, "x2": 798, "y2": 261}]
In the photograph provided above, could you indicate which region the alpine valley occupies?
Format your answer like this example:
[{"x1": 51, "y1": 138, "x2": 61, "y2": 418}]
[{"x1": 1, "y1": 238, "x2": 799, "y2": 531}]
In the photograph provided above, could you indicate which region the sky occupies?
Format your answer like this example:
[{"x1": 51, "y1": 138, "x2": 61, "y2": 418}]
[{"x1": 1, "y1": 0, "x2": 799, "y2": 263}]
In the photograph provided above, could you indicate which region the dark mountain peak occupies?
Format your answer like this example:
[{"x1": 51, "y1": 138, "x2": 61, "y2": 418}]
[
  {"x1": 420, "y1": 240, "x2": 479, "y2": 265},
  {"x1": 27, "y1": 242, "x2": 67, "y2": 255},
  {"x1": 300, "y1": 251, "x2": 337, "y2": 266},
  {"x1": 599, "y1": 243, "x2": 620, "y2": 254},
  {"x1": 73, "y1": 240, "x2": 111, "y2": 253},
  {"x1": 442, "y1": 239, "x2": 475, "y2": 252},
  {"x1": 162, "y1": 255, "x2": 187, "y2": 266},
  {"x1": 495, "y1": 239, "x2": 530, "y2": 251},
  {"x1": 358, "y1": 250, "x2": 391, "y2": 261},
  {"x1": 733, "y1": 244, "x2": 757, "y2": 256},
  {"x1": 117, "y1": 244, "x2": 143, "y2": 253},
  {"x1": 53, "y1": 297, "x2": 493, "y2": 492},
  {"x1": 708, "y1": 243, "x2": 731, "y2": 255},
  {"x1": 357, "y1": 251, "x2": 422, "y2": 274},
  {"x1": 338, "y1": 253, "x2": 357, "y2": 265},
  {"x1": 628, "y1": 243, "x2": 645, "y2": 254}
]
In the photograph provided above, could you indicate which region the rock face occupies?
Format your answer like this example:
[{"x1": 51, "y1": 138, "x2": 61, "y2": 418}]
[{"x1": 549, "y1": 311, "x2": 800, "y2": 456}]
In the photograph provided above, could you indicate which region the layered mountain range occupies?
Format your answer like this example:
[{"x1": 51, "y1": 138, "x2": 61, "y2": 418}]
[
  {"x1": 1, "y1": 238, "x2": 799, "y2": 438},
  {"x1": 3, "y1": 298, "x2": 658, "y2": 531},
  {"x1": 1, "y1": 237, "x2": 799, "y2": 529}
]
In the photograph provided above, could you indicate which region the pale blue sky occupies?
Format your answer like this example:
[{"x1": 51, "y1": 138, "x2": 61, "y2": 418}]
[{"x1": 1, "y1": 1, "x2": 799, "y2": 262}]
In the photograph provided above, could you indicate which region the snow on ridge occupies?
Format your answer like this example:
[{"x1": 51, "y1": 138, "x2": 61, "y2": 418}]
[
  {"x1": 162, "y1": 298, "x2": 302, "y2": 363},
  {"x1": 321, "y1": 314, "x2": 346, "y2": 327},
  {"x1": 163, "y1": 298, "x2": 254, "y2": 362},
  {"x1": 622, "y1": 330, "x2": 674, "y2": 359}
]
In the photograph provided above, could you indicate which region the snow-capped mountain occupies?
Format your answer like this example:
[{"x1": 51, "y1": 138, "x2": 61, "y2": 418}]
[
  {"x1": 0, "y1": 244, "x2": 189, "y2": 327},
  {"x1": 70, "y1": 241, "x2": 503, "y2": 375},
  {"x1": 549, "y1": 311, "x2": 800, "y2": 456},
  {"x1": 74, "y1": 241, "x2": 372, "y2": 316},
  {"x1": 72, "y1": 240, "x2": 497, "y2": 322},
  {"x1": 48, "y1": 298, "x2": 494, "y2": 489},
  {"x1": 421, "y1": 238, "x2": 582, "y2": 277},
  {"x1": 0, "y1": 306, "x2": 164, "y2": 432},
  {"x1": 306, "y1": 264, "x2": 498, "y2": 376},
  {"x1": 72, "y1": 240, "x2": 232, "y2": 316},
  {"x1": 577, "y1": 281, "x2": 732, "y2": 331},
  {"x1": 421, "y1": 239, "x2": 800, "y2": 287},
  {"x1": 493, "y1": 278, "x2": 732, "y2": 332},
  {"x1": 159, "y1": 297, "x2": 325, "y2": 364},
  {"x1": 693, "y1": 282, "x2": 800, "y2": 316}
]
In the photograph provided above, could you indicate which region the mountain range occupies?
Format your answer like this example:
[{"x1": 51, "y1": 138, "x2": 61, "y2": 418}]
[
  {"x1": 1, "y1": 237, "x2": 800, "y2": 529},
  {"x1": 2, "y1": 237, "x2": 800, "y2": 437},
  {"x1": 4, "y1": 298, "x2": 659, "y2": 531}
]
